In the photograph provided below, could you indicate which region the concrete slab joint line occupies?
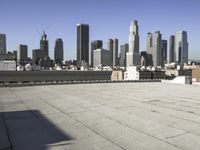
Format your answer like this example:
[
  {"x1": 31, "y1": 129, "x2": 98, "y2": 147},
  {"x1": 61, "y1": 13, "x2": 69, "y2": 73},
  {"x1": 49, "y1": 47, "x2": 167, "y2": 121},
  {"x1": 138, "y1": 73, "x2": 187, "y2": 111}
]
[{"x1": 164, "y1": 132, "x2": 189, "y2": 139}]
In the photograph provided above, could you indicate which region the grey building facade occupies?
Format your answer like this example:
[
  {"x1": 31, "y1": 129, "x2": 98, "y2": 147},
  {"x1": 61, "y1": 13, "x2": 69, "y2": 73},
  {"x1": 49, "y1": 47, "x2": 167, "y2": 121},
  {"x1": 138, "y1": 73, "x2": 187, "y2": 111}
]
[
  {"x1": 40, "y1": 31, "x2": 49, "y2": 58},
  {"x1": 113, "y1": 39, "x2": 118, "y2": 67},
  {"x1": 119, "y1": 44, "x2": 128, "y2": 67},
  {"x1": 91, "y1": 40, "x2": 103, "y2": 67},
  {"x1": 175, "y1": 31, "x2": 188, "y2": 64},
  {"x1": 54, "y1": 38, "x2": 64, "y2": 63},
  {"x1": 107, "y1": 39, "x2": 113, "y2": 66},
  {"x1": 17, "y1": 44, "x2": 28, "y2": 65},
  {"x1": 161, "y1": 40, "x2": 167, "y2": 67},
  {"x1": 32, "y1": 49, "x2": 47, "y2": 65},
  {"x1": 146, "y1": 31, "x2": 162, "y2": 67},
  {"x1": 0, "y1": 34, "x2": 6, "y2": 54},
  {"x1": 107, "y1": 38, "x2": 118, "y2": 67},
  {"x1": 169, "y1": 35, "x2": 175, "y2": 63},
  {"x1": 93, "y1": 48, "x2": 111, "y2": 69},
  {"x1": 77, "y1": 24, "x2": 89, "y2": 66}
]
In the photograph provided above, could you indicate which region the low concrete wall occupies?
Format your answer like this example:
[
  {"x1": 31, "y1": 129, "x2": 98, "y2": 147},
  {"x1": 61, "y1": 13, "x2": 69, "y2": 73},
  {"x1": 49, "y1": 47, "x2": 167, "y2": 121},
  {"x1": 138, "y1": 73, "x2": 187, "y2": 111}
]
[
  {"x1": 0, "y1": 71, "x2": 112, "y2": 83},
  {"x1": 171, "y1": 76, "x2": 192, "y2": 84}
]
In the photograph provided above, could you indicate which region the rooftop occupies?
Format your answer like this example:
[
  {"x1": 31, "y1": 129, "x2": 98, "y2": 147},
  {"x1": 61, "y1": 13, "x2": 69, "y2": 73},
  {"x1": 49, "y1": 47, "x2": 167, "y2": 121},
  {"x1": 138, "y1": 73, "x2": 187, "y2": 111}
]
[{"x1": 0, "y1": 83, "x2": 200, "y2": 150}]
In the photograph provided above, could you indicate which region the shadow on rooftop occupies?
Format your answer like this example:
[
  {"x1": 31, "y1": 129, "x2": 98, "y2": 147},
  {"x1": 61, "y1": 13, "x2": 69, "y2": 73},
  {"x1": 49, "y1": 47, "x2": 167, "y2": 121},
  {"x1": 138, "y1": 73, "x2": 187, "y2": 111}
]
[{"x1": 1, "y1": 110, "x2": 75, "y2": 150}]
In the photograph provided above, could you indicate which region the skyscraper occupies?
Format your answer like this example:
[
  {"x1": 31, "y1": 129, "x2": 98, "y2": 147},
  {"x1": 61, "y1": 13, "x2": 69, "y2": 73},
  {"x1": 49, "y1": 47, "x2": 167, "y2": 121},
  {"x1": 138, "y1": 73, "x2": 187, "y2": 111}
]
[
  {"x1": 146, "y1": 31, "x2": 162, "y2": 67},
  {"x1": 161, "y1": 40, "x2": 167, "y2": 67},
  {"x1": 91, "y1": 40, "x2": 103, "y2": 67},
  {"x1": 54, "y1": 38, "x2": 64, "y2": 63},
  {"x1": 17, "y1": 44, "x2": 28, "y2": 65},
  {"x1": 107, "y1": 38, "x2": 118, "y2": 67},
  {"x1": 40, "y1": 31, "x2": 49, "y2": 58},
  {"x1": 126, "y1": 20, "x2": 140, "y2": 67},
  {"x1": 119, "y1": 44, "x2": 128, "y2": 67},
  {"x1": 113, "y1": 38, "x2": 118, "y2": 67},
  {"x1": 107, "y1": 39, "x2": 113, "y2": 66},
  {"x1": 93, "y1": 48, "x2": 111, "y2": 69},
  {"x1": 77, "y1": 24, "x2": 89, "y2": 66},
  {"x1": 169, "y1": 35, "x2": 175, "y2": 63},
  {"x1": 0, "y1": 34, "x2": 6, "y2": 54},
  {"x1": 175, "y1": 31, "x2": 188, "y2": 64}
]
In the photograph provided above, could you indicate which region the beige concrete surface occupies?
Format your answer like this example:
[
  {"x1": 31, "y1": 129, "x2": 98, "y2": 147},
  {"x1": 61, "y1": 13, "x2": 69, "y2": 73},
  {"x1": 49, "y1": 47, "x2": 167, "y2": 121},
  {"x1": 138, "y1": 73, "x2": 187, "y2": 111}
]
[{"x1": 0, "y1": 83, "x2": 200, "y2": 150}]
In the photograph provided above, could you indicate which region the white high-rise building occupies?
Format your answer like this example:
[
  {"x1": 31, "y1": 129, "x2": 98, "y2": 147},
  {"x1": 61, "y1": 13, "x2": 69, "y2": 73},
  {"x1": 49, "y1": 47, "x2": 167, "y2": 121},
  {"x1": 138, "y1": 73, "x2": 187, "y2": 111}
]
[
  {"x1": 126, "y1": 20, "x2": 140, "y2": 67},
  {"x1": 174, "y1": 31, "x2": 188, "y2": 64}
]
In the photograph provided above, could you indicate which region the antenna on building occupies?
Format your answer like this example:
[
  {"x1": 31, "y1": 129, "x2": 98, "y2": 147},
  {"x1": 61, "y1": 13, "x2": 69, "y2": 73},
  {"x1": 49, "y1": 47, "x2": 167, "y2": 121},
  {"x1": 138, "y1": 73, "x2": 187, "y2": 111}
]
[{"x1": 36, "y1": 25, "x2": 51, "y2": 37}]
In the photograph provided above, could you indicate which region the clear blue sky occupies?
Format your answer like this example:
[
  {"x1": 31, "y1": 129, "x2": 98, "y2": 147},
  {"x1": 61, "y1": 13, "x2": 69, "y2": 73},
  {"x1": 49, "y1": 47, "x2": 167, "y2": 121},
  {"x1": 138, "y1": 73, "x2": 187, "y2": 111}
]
[{"x1": 1, "y1": 0, "x2": 200, "y2": 60}]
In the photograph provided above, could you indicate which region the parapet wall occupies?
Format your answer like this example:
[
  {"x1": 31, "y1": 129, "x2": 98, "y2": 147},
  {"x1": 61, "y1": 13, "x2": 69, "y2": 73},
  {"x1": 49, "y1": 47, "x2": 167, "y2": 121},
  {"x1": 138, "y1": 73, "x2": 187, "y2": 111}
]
[{"x1": 0, "y1": 71, "x2": 112, "y2": 83}]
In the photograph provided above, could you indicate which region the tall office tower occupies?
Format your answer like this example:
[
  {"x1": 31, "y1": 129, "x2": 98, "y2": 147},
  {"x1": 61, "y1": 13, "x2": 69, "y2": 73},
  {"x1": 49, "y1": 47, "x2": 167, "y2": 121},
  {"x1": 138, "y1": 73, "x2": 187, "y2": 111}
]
[
  {"x1": 161, "y1": 40, "x2": 167, "y2": 67},
  {"x1": 119, "y1": 44, "x2": 128, "y2": 67},
  {"x1": 17, "y1": 44, "x2": 28, "y2": 65},
  {"x1": 107, "y1": 39, "x2": 113, "y2": 66},
  {"x1": 175, "y1": 31, "x2": 188, "y2": 64},
  {"x1": 107, "y1": 38, "x2": 118, "y2": 67},
  {"x1": 93, "y1": 48, "x2": 111, "y2": 69},
  {"x1": 146, "y1": 31, "x2": 162, "y2": 67},
  {"x1": 91, "y1": 40, "x2": 103, "y2": 67},
  {"x1": 40, "y1": 31, "x2": 49, "y2": 58},
  {"x1": 126, "y1": 20, "x2": 140, "y2": 67},
  {"x1": 0, "y1": 34, "x2": 6, "y2": 54},
  {"x1": 113, "y1": 38, "x2": 118, "y2": 67},
  {"x1": 169, "y1": 35, "x2": 175, "y2": 63},
  {"x1": 77, "y1": 23, "x2": 89, "y2": 66},
  {"x1": 54, "y1": 38, "x2": 64, "y2": 63}
]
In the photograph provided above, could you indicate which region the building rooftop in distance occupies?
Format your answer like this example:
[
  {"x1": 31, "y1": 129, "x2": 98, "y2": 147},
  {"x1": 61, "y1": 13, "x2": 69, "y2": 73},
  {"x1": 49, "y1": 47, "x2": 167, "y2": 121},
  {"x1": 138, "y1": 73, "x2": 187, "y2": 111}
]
[{"x1": 0, "y1": 83, "x2": 200, "y2": 150}]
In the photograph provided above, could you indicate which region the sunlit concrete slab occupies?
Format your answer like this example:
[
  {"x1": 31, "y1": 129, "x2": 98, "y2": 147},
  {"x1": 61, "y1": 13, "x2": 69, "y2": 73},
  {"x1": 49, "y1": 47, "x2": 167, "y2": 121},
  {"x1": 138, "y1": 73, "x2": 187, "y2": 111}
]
[{"x1": 1, "y1": 82, "x2": 200, "y2": 150}]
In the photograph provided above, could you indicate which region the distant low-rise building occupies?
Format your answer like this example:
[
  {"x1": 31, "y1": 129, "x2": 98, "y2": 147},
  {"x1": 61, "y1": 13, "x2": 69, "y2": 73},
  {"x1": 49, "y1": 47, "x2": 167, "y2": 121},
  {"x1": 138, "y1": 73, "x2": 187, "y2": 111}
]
[
  {"x1": 32, "y1": 49, "x2": 47, "y2": 65},
  {"x1": 192, "y1": 66, "x2": 200, "y2": 82},
  {"x1": 111, "y1": 70, "x2": 123, "y2": 81},
  {"x1": 0, "y1": 52, "x2": 16, "y2": 61},
  {"x1": 124, "y1": 66, "x2": 139, "y2": 80},
  {"x1": 38, "y1": 57, "x2": 54, "y2": 70},
  {"x1": 0, "y1": 61, "x2": 16, "y2": 71},
  {"x1": 165, "y1": 63, "x2": 192, "y2": 79}
]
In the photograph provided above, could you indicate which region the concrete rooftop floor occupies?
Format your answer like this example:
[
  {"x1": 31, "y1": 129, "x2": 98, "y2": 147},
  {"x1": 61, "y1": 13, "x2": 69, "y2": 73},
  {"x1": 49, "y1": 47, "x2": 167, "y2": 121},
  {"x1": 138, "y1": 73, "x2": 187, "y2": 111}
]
[{"x1": 1, "y1": 83, "x2": 200, "y2": 150}]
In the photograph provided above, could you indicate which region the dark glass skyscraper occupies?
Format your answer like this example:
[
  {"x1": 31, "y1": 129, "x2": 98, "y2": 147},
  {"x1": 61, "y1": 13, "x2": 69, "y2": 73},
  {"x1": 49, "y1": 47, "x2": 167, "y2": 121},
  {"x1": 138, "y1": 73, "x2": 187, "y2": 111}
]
[
  {"x1": 54, "y1": 38, "x2": 64, "y2": 63},
  {"x1": 17, "y1": 44, "x2": 28, "y2": 65},
  {"x1": 77, "y1": 24, "x2": 89, "y2": 66},
  {"x1": 0, "y1": 34, "x2": 6, "y2": 54},
  {"x1": 40, "y1": 31, "x2": 49, "y2": 58},
  {"x1": 161, "y1": 40, "x2": 167, "y2": 67},
  {"x1": 169, "y1": 35, "x2": 175, "y2": 63},
  {"x1": 107, "y1": 38, "x2": 118, "y2": 67},
  {"x1": 91, "y1": 40, "x2": 103, "y2": 67},
  {"x1": 119, "y1": 44, "x2": 128, "y2": 67}
]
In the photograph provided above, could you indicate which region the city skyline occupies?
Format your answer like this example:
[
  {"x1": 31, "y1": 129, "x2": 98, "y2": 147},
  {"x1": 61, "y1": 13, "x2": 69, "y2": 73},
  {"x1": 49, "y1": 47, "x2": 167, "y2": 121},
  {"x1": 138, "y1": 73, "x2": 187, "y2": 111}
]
[{"x1": 1, "y1": 0, "x2": 200, "y2": 60}]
